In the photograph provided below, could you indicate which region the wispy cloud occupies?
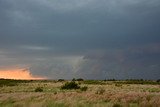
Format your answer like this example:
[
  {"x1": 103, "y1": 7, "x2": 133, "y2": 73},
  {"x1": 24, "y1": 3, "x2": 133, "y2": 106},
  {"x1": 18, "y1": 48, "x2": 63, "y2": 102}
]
[{"x1": 20, "y1": 45, "x2": 50, "y2": 51}]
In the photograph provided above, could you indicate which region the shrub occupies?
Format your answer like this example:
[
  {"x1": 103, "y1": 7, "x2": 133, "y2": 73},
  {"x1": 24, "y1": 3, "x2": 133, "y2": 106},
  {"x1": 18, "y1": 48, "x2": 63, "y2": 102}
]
[
  {"x1": 80, "y1": 86, "x2": 88, "y2": 91},
  {"x1": 115, "y1": 84, "x2": 122, "y2": 87},
  {"x1": 57, "y1": 79, "x2": 65, "y2": 82},
  {"x1": 61, "y1": 81, "x2": 80, "y2": 90},
  {"x1": 157, "y1": 79, "x2": 160, "y2": 82},
  {"x1": 54, "y1": 92, "x2": 57, "y2": 95},
  {"x1": 72, "y1": 78, "x2": 76, "y2": 81},
  {"x1": 113, "y1": 103, "x2": 122, "y2": 107},
  {"x1": 35, "y1": 87, "x2": 43, "y2": 92},
  {"x1": 76, "y1": 78, "x2": 84, "y2": 81}
]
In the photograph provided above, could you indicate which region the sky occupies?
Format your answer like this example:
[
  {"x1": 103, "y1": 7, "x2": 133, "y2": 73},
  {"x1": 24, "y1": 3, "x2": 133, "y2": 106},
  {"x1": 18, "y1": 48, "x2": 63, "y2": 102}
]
[{"x1": 0, "y1": 0, "x2": 160, "y2": 80}]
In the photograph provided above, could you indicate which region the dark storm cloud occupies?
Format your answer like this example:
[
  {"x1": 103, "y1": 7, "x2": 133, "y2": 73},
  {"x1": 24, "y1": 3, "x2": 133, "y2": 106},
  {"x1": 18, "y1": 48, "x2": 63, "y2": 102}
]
[
  {"x1": 0, "y1": 0, "x2": 160, "y2": 79},
  {"x1": 75, "y1": 44, "x2": 160, "y2": 80}
]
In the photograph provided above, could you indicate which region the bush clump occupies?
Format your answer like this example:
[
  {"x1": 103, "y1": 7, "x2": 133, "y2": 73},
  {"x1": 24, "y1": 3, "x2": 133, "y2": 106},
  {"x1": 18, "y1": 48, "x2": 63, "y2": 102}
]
[
  {"x1": 61, "y1": 81, "x2": 80, "y2": 90},
  {"x1": 35, "y1": 87, "x2": 43, "y2": 92},
  {"x1": 157, "y1": 79, "x2": 160, "y2": 82},
  {"x1": 57, "y1": 79, "x2": 65, "y2": 82},
  {"x1": 80, "y1": 86, "x2": 88, "y2": 91},
  {"x1": 76, "y1": 78, "x2": 84, "y2": 81}
]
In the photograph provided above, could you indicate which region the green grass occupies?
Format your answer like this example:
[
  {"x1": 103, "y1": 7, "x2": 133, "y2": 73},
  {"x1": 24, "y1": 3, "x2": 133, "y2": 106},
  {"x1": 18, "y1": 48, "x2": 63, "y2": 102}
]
[{"x1": 45, "y1": 101, "x2": 66, "y2": 107}]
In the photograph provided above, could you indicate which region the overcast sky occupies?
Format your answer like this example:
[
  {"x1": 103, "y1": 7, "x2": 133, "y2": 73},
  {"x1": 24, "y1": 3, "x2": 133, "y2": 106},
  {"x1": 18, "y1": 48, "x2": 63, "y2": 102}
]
[{"x1": 0, "y1": 0, "x2": 160, "y2": 80}]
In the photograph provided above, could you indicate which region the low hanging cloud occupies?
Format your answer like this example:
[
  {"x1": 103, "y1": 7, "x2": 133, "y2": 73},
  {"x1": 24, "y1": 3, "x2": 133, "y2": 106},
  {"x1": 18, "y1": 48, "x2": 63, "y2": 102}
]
[{"x1": 75, "y1": 44, "x2": 160, "y2": 80}]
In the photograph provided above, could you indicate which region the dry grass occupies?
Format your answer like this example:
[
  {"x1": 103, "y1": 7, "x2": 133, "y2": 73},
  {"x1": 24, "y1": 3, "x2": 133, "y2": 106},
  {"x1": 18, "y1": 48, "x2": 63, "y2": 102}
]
[{"x1": 0, "y1": 81, "x2": 160, "y2": 107}]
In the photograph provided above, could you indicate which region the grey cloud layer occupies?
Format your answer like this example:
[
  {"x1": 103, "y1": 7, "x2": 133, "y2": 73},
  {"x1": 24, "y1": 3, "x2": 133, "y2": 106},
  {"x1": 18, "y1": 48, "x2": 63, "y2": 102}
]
[{"x1": 0, "y1": 0, "x2": 160, "y2": 79}]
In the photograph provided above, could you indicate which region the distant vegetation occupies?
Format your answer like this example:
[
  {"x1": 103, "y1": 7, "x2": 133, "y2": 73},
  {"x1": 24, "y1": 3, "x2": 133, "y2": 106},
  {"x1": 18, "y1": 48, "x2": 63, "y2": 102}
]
[
  {"x1": 72, "y1": 78, "x2": 84, "y2": 81},
  {"x1": 0, "y1": 79, "x2": 30, "y2": 87},
  {"x1": 0, "y1": 78, "x2": 159, "y2": 87},
  {"x1": 83, "y1": 79, "x2": 160, "y2": 85},
  {"x1": 114, "y1": 79, "x2": 160, "y2": 85},
  {"x1": 83, "y1": 80, "x2": 106, "y2": 85}
]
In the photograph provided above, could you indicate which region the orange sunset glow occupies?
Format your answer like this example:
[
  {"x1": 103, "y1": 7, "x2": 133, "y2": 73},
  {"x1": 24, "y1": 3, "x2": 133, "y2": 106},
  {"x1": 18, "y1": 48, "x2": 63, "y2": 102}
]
[{"x1": 0, "y1": 69, "x2": 46, "y2": 80}]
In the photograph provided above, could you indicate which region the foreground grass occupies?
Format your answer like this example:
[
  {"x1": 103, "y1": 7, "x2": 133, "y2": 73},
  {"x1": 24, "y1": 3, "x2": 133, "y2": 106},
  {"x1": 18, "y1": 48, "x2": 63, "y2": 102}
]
[{"x1": 0, "y1": 79, "x2": 160, "y2": 107}]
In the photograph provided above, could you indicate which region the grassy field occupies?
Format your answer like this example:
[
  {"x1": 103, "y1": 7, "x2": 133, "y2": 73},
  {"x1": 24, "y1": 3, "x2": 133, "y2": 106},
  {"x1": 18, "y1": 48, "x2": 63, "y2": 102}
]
[{"x1": 0, "y1": 79, "x2": 160, "y2": 107}]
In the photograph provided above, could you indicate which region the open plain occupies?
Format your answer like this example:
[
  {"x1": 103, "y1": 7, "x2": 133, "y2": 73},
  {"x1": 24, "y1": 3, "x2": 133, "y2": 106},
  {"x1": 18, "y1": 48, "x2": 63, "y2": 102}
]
[{"x1": 0, "y1": 79, "x2": 160, "y2": 107}]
